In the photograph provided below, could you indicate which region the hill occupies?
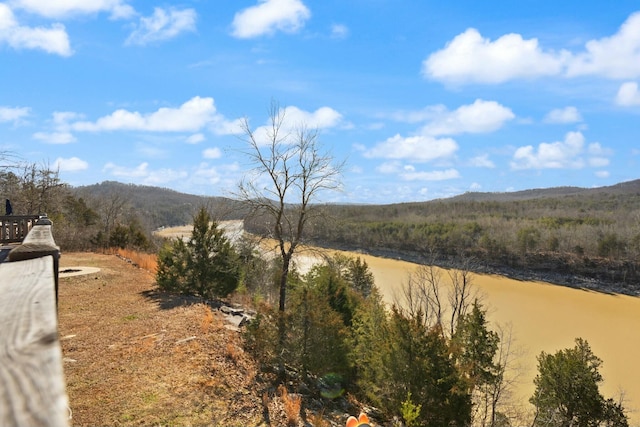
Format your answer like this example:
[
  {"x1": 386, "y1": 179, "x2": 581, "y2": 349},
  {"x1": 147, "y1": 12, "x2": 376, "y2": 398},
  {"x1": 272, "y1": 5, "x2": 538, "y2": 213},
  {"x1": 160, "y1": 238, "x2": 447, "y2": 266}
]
[
  {"x1": 447, "y1": 179, "x2": 640, "y2": 202},
  {"x1": 74, "y1": 178, "x2": 640, "y2": 293},
  {"x1": 72, "y1": 181, "x2": 247, "y2": 229},
  {"x1": 299, "y1": 179, "x2": 640, "y2": 293}
]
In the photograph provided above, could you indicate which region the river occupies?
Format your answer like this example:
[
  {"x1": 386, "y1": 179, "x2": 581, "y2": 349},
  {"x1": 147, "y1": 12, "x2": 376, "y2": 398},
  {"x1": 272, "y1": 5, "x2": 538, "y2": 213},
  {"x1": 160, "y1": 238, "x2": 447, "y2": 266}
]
[
  {"x1": 158, "y1": 223, "x2": 640, "y2": 424},
  {"x1": 322, "y1": 249, "x2": 640, "y2": 425}
]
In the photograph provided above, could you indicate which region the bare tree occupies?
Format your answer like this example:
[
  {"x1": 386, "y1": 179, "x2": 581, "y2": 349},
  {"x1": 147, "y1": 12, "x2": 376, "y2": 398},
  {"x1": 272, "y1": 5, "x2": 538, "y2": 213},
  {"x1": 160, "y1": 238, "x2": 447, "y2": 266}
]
[
  {"x1": 396, "y1": 252, "x2": 480, "y2": 337},
  {"x1": 235, "y1": 101, "x2": 343, "y2": 356},
  {"x1": 97, "y1": 191, "x2": 130, "y2": 237},
  {"x1": 447, "y1": 258, "x2": 479, "y2": 337},
  {"x1": 398, "y1": 263, "x2": 444, "y2": 328},
  {"x1": 8, "y1": 162, "x2": 66, "y2": 215},
  {"x1": 473, "y1": 323, "x2": 522, "y2": 427}
]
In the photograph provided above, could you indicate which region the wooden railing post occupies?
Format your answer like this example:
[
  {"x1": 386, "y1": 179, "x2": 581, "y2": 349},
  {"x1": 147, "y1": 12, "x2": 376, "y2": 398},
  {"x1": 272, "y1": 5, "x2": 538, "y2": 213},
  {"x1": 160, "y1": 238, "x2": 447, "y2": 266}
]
[
  {"x1": 7, "y1": 215, "x2": 60, "y2": 305},
  {"x1": 0, "y1": 215, "x2": 69, "y2": 427}
]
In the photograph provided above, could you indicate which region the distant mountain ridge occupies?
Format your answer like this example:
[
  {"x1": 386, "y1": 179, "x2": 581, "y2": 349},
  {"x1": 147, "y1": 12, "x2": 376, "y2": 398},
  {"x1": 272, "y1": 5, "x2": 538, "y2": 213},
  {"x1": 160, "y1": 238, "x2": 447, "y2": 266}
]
[
  {"x1": 447, "y1": 179, "x2": 640, "y2": 203},
  {"x1": 73, "y1": 179, "x2": 640, "y2": 225},
  {"x1": 75, "y1": 178, "x2": 640, "y2": 209}
]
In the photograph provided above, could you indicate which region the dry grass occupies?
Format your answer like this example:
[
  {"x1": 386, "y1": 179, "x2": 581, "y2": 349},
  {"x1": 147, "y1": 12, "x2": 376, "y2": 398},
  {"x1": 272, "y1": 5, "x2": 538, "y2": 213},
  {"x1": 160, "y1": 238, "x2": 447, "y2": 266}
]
[
  {"x1": 111, "y1": 247, "x2": 158, "y2": 272},
  {"x1": 58, "y1": 252, "x2": 263, "y2": 426},
  {"x1": 279, "y1": 385, "x2": 302, "y2": 427}
]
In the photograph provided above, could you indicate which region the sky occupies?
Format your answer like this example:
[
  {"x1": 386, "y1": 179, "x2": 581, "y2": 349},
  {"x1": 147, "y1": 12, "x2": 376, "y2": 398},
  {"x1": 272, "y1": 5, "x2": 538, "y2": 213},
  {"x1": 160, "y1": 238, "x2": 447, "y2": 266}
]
[{"x1": 1, "y1": 0, "x2": 639, "y2": 204}]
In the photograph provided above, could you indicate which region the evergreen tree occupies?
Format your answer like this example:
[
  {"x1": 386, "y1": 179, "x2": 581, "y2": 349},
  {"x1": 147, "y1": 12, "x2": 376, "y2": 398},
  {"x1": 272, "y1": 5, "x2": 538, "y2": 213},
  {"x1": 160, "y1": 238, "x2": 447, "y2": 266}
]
[
  {"x1": 345, "y1": 256, "x2": 375, "y2": 298},
  {"x1": 156, "y1": 207, "x2": 241, "y2": 299},
  {"x1": 351, "y1": 300, "x2": 472, "y2": 427},
  {"x1": 350, "y1": 287, "x2": 393, "y2": 407},
  {"x1": 453, "y1": 300, "x2": 503, "y2": 426},
  {"x1": 287, "y1": 284, "x2": 351, "y2": 380},
  {"x1": 306, "y1": 263, "x2": 358, "y2": 327},
  {"x1": 530, "y1": 338, "x2": 628, "y2": 427},
  {"x1": 453, "y1": 300, "x2": 500, "y2": 391}
]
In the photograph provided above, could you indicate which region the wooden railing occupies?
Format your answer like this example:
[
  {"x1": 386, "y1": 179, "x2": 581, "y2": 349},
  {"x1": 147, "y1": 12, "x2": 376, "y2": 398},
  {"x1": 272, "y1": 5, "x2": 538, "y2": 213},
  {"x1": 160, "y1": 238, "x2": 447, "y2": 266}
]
[
  {"x1": 0, "y1": 214, "x2": 40, "y2": 244},
  {"x1": 0, "y1": 216, "x2": 69, "y2": 427}
]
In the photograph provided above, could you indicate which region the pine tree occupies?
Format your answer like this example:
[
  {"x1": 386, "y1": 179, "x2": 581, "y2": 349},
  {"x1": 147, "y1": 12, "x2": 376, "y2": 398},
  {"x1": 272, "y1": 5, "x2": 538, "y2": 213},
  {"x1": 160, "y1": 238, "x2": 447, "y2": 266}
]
[
  {"x1": 530, "y1": 338, "x2": 629, "y2": 427},
  {"x1": 156, "y1": 207, "x2": 241, "y2": 299}
]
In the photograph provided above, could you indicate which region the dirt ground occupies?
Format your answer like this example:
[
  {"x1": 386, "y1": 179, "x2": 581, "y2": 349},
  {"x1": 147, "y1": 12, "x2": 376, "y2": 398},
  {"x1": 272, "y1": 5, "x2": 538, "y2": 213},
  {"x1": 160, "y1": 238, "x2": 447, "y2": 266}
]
[{"x1": 58, "y1": 252, "x2": 265, "y2": 426}]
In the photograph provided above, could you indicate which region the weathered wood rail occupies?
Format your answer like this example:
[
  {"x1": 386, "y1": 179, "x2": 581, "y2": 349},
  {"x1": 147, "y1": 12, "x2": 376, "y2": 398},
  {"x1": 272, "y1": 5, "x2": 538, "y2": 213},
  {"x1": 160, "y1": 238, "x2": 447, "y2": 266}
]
[
  {"x1": 0, "y1": 216, "x2": 69, "y2": 427},
  {"x1": 0, "y1": 215, "x2": 40, "y2": 244}
]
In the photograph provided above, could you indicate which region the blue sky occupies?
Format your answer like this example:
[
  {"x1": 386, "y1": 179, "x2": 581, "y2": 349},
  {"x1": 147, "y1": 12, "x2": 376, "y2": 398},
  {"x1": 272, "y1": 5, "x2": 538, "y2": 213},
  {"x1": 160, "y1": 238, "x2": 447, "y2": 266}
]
[{"x1": 1, "y1": 0, "x2": 639, "y2": 204}]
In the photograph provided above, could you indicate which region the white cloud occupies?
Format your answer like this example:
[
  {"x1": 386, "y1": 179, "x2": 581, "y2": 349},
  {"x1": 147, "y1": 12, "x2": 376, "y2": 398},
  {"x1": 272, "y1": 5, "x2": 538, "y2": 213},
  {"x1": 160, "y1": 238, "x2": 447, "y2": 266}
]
[
  {"x1": 389, "y1": 106, "x2": 442, "y2": 124},
  {"x1": 589, "y1": 157, "x2": 610, "y2": 168},
  {"x1": 587, "y1": 142, "x2": 612, "y2": 167},
  {"x1": 365, "y1": 134, "x2": 458, "y2": 162},
  {"x1": 126, "y1": 7, "x2": 196, "y2": 46},
  {"x1": 376, "y1": 161, "x2": 401, "y2": 174},
  {"x1": 544, "y1": 106, "x2": 582, "y2": 124},
  {"x1": 103, "y1": 161, "x2": 150, "y2": 178},
  {"x1": 231, "y1": 0, "x2": 310, "y2": 39},
  {"x1": 330, "y1": 23, "x2": 348, "y2": 39},
  {"x1": 511, "y1": 131, "x2": 585, "y2": 170},
  {"x1": 615, "y1": 82, "x2": 640, "y2": 106},
  {"x1": 189, "y1": 161, "x2": 241, "y2": 189},
  {"x1": 52, "y1": 111, "x2": 84, "y2": 126},
  {"x1": 103, "y1": 161, "x2": 188, "y2": 185},
  {"x1": 470, "y1": 182, "x2": 482, "y2": 190},
  {"x1": 186, "y1": 133, "x2": 205, "y2": 144},
  {"x1": 33, "y1": 131, "x2": 76, "y2": 144},
  {"x1": 0, "y1": 105, "x2": 29, "y2": 123},
  {"x1": 142, "y1": 168, "x2": 190, "y2": 186},
  {"x1": 422, "y1": 99, "x2": 514, "y2": 136},
  {"x1": 423, "y1": 11, "x2": 640, "y2": 84},
  {"x1": 400, "y1": 168, "x2": 460, "y2": 181},
  {"x1": 423, "y1": 28, "x2": 566, "y2": 84},
  {"x1": 250, "y1": 105, "x2": 343, "y2": 145},
  {"x1": 0, "y1": 4, "x2": 72, "y2": 56},
  {"x1": 9, "y1": 0, "x2": 135, "y2": 19},
  {"x1": 566, "y1": 12, "x2": 640, "y2": 79},
  {"x1": 210, "y1": 117, "x2": 244, "y2": 136},
  {"x1": 595, "y1": 170, "x2": 610, "y2": 178},
  {"x1": 587, "y1": 142, "x2": 613, "y2": 157},
  {"x1": 282, "y1": 105, "x2": 342, "y2": 128},
  {"x1": 203, "y1": 147, "x2": 222, "y2": 159},
  {"x1": 510, "y1": 131, "x2": 611, "y2": 170},
  {"x1": 71, "y1": 97, "x2": 234, "y2": 133},
  {"x1": 469, "y1": 154, "x2": 495, "y2": 168},
  {"x1": 54, "y1": 156, "x2": 88, "y2": 172}
]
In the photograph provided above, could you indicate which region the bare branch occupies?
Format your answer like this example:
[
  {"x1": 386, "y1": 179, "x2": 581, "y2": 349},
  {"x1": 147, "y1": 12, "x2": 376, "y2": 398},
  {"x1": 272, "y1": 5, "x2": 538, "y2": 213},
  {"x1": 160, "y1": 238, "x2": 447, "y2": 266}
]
[{"x1": 234, "y1": 101, "x2": 343, "y2": 317}]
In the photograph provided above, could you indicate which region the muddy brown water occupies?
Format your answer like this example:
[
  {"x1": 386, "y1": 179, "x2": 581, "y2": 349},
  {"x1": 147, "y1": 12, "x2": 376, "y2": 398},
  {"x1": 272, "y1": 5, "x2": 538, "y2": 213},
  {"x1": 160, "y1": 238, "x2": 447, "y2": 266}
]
[
  {"x1": 159, "y1": 224, "x2": 640, "y2": 423},
  {"x1": 336, "y1": 250, "x2": 640, "y2": 424}
]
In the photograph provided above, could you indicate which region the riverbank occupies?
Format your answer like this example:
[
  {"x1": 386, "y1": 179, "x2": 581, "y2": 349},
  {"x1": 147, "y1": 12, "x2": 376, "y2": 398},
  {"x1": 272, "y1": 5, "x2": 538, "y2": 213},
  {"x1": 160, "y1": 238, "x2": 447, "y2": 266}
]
[{"x1": 309, "y1": 241, "x2": 640, "y2": 297}]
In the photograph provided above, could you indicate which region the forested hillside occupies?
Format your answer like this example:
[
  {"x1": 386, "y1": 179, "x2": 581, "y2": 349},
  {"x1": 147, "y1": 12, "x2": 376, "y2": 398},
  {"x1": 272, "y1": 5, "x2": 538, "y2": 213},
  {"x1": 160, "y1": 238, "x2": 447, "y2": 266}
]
[
  {"x1": 3, "y1": 158, "x2": 638, "y2": 293},
  {"x1": 294, "y1": 179, "x2": 640, "y2": 294},
  {"x1": 78, "y1": 179, "x2": 640, "y2": 293},
  {"x1": 73, "y1": 181, "x2": 246, "y2": 229}
]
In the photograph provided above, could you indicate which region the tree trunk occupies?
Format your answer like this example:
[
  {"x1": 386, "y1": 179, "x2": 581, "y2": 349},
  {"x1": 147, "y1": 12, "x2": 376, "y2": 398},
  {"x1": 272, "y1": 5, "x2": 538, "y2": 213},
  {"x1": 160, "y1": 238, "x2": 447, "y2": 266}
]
[{"x1": 277, "y1": 254, "x2": 292, "y2": 379}]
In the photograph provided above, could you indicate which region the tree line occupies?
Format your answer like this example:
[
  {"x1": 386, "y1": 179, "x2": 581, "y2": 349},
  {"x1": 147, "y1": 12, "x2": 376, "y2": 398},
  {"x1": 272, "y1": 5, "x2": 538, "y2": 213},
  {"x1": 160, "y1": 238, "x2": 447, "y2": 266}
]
[
  {"x1": 0, "y1": 159, "x2": 155, "y2": 252},
  {"x1": 294, "y1": 191, "x2": 640, "y2": 291}
]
